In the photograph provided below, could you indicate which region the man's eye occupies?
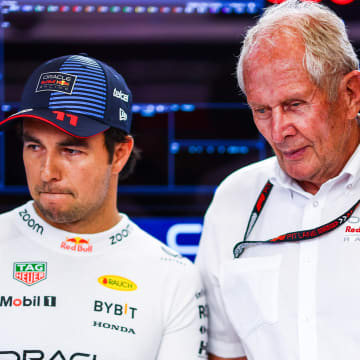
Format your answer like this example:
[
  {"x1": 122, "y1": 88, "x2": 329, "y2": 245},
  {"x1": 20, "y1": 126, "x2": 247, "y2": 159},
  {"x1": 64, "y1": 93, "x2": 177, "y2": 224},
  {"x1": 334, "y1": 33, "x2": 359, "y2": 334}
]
[
  {"x1": 64, "y1": 148, "x2": 81, "y2": 155},
  {"x1": 255, "y1": 108, "x2": 266, "y2": 114},
  {"x1": 289, "y1": 102, "x2": 304, "y2": 109},
  {"x1": 26, "y1": 144, "x2": 40, "y2": 151}
]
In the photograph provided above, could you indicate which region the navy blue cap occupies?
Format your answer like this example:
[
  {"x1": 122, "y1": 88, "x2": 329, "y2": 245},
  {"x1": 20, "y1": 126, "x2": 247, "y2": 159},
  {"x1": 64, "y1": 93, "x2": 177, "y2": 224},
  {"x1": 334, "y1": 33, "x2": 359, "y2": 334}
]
[{"x1": 0, "y1": 54, "x2": 132, "y2": 138}]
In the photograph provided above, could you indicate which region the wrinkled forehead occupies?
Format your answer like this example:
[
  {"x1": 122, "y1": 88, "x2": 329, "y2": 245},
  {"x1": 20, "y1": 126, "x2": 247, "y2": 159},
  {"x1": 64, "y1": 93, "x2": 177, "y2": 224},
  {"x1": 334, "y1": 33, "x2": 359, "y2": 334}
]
[
  {"x1": 243, "y1": 34, "x2": 308, "y2": 94},
  {"x1": 245, "y1": 29, "x2": 305, "y2": 68}
]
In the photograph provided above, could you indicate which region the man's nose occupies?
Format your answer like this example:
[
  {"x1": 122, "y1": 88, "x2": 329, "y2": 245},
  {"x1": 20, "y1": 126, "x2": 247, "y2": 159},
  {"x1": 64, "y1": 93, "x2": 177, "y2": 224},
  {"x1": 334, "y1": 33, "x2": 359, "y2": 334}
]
[
  {"x1": 40, "y1": 153, "x2": 61, "y2": 182},
  {"x1": 270, "y1": 107, "x2": 296, "y2": 144}
]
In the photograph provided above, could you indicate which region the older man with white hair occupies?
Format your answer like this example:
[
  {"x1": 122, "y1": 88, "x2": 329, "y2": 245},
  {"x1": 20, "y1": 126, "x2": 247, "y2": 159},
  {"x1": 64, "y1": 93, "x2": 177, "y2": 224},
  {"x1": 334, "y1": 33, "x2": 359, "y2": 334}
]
[{"x1": 196, "y1": 0, "x2": 360, "y2": 359}]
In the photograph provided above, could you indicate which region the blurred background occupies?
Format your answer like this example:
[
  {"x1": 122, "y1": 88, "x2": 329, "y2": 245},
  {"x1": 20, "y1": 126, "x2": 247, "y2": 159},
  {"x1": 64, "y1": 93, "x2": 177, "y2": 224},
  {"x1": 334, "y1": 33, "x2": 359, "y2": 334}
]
[{"x1": 1, "y1": 0, "x2": 359, "y2": 260}]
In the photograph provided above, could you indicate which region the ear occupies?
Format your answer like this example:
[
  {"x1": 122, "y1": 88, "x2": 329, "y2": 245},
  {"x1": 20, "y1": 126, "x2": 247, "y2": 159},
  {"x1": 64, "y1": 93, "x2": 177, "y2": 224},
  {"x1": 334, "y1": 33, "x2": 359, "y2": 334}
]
[
  {"x1": 341, "y1": 70, "x2": 360, "y2": 119},
  {"x1": 111, "y1": 135, "x2": 134, "y2": 175}
]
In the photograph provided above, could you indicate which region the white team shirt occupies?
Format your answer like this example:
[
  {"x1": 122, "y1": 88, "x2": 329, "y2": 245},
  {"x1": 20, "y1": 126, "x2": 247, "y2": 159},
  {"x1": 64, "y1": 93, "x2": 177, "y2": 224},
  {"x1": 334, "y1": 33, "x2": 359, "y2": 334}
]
[
  {"x1": 196, "y1": 145, "x2": 360, "y2": 360},
  {"x1": 0, "y1": 201, "x2": 208, "y2": 360}
]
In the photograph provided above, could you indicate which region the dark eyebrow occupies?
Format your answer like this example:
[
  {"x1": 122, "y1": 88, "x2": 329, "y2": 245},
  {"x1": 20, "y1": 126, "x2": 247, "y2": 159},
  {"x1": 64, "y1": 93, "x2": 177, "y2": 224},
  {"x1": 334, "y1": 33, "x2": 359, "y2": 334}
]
[
  {"x1": 22, "y1": 133, "x2": 40, "y2": 144},
  {"x1": 57, "y1": 138, "x2": 90, "y2": 148},
  {"x1": 22, "y1": 132, "x2": 89, "y2": 148}
]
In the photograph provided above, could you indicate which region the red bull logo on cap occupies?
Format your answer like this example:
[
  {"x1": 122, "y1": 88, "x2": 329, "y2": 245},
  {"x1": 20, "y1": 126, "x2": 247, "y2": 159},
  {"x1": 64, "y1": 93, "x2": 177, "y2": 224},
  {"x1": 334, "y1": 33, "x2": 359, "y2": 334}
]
[
  {"x1": 36, "y1": 72, "x2": 76, "y2": 95},
  {"x1": 57, "y1": 80, "x2": 70, "y2": 86}
]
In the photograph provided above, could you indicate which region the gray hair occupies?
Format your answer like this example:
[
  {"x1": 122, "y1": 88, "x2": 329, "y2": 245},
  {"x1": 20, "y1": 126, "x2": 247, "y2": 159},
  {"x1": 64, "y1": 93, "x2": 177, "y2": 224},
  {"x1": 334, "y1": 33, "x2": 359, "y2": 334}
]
[{"x1": 237, "y1": 0, "x2": 359, "y2": 102}]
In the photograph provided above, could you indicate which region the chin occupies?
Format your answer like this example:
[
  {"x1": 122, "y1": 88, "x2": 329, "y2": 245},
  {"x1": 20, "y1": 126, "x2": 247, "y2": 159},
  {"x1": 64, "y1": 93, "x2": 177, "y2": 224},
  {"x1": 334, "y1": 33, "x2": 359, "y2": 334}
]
[{"x1": 282, "y1": 165, "x2": 315, "y2": 183}]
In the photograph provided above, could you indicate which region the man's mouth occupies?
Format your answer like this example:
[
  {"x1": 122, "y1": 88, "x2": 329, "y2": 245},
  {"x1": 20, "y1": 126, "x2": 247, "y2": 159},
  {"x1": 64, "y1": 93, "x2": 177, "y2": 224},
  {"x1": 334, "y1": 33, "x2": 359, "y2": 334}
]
[
  {"x1": 282, "y1": 146, "x2": 307, "y2": 160},
  {"x1": 40, "y1": 191, "x2": 70, "y2": 194},
  {"x1": 35, "y1": 184, "x2": 73, "y2": 196},
  {"x1": 39, "y1": 192, "x2": 72, "y2": 198}
]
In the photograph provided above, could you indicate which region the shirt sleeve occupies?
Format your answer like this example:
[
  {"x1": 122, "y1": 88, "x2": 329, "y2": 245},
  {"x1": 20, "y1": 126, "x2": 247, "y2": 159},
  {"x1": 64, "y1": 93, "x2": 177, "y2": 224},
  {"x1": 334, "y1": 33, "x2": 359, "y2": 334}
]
[
  {"x1": 156, "y1": 263, "x2": 208, "y2": 360},
  {"x1": 195, "y1": 208, "x2": 247, "y2": 358}
]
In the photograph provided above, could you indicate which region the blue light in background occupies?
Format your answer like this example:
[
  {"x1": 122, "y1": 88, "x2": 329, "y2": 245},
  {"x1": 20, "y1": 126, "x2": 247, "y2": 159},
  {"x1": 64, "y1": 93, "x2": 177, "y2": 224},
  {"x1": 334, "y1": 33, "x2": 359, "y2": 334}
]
[
  {"x1": 156, "y1": 104, "x2": 166, "y2": 113},
  {"x1": 227, "y1": 145, "x2": 249, "y2": 154},
  {"x1": 169, "y1": 104, "x2": 180, "y2": 112},
  {"x1": 170, "y1": 142, "x2": 180, "y2": 154},
  {"x1": 133, "y1": 217, "x2": 203, "y2": 262},
  {"x1": 2, "y1": 0, "x2": 265, "y2": 15},
  {"x1": 34, "y1": 5, "x2": 45, "y2": 11},
  {"x1": 181, "y1": 104, "x2": 195, "y2": 112},
  {"x1": 206, "y1": 145, "x2": 215, "y2": 154},
  {"x1": 22, "y1": 5, "x2": 34, "y2": 11}
]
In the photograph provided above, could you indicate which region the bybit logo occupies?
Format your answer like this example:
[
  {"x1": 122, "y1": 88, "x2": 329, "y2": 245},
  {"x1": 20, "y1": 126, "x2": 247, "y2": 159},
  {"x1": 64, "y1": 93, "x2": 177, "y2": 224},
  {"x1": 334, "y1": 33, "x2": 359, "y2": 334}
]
[{"x1": 93, "y1": 299, "x2": 138, "y2": 318}]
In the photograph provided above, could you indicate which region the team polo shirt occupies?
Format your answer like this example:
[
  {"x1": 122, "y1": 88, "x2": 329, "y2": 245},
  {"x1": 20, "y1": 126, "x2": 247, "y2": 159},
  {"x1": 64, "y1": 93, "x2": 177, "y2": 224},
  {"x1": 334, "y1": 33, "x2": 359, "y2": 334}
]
[
  {"x1": 0, "y1": 201, "x2": 208, "y2": 360},
  {"x1": 196, "y1": 145, "x2": 360, "y2": 360}
]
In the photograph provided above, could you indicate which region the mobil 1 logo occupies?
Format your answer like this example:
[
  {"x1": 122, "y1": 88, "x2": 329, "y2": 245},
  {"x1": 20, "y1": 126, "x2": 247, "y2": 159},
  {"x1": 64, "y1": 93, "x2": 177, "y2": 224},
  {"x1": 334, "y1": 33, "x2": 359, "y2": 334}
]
[
  {"x1": 0, "y1": 295, "x2": 56, "y2": 307},
  {"x1": 13, "y1": 262, "x2": 47, "y2": 286}
]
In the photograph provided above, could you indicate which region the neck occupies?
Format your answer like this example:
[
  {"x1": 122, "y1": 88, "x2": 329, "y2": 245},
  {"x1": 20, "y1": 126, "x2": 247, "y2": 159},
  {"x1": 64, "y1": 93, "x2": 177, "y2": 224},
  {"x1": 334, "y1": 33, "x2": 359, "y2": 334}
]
[{"x1": 296, "y1": 181, "x2": 321, "y2": 195}]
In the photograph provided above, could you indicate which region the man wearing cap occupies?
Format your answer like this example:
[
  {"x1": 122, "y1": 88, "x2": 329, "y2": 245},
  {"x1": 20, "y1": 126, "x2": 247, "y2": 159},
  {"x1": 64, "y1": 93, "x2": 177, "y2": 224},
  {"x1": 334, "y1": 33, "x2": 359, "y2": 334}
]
[
  {"x1": 196, "y1": 0, "x2": 360, "y2": 360},
  {"x1": 0, "y1": 54, "x2": 208, "y2": 359}
]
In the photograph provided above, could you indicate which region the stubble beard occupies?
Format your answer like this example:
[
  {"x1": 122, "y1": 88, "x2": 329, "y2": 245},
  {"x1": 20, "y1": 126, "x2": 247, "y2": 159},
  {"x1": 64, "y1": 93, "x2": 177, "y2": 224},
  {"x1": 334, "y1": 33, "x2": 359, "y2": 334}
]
[
  {"x1": 31, "y1": 171, "x2": 112, "y2": 228},
  {"x1": 34, "y1": 200, "x2": 90, "y2": 225}
]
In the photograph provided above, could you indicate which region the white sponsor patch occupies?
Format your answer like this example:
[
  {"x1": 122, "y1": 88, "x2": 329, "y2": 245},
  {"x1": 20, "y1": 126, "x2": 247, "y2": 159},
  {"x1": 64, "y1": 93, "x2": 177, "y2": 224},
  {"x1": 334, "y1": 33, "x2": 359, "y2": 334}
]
[
  {"x1": 36, "y1": 72, "x2": 77, "y2": 95},
  {"x1": 113, "y1": 88, "x2": 129, "y2": 102},
  {"x1": 119, "y1": 108, "x2": 127, "y2": 121}
]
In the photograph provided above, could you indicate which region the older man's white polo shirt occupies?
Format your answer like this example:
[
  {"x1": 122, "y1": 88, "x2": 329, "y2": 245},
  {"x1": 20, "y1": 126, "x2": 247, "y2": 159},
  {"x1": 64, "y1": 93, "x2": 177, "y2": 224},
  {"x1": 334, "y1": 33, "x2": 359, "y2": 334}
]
[{"x1": 196, "y1": 145, "x2": 360, "y2": 360}]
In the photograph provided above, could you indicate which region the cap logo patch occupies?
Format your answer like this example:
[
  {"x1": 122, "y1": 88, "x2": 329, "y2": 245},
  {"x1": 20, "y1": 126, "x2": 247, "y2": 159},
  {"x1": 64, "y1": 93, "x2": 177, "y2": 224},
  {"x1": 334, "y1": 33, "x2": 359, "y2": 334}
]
[
  {"x1": 36, "y1": 72, "x2": 77, "y2": 95},
  {"x1": 119, "y1": 108, "x2": 127, "y2": 121},
  {"x1": 113, "y1": 88, "x2": 129, "y2": 102}
]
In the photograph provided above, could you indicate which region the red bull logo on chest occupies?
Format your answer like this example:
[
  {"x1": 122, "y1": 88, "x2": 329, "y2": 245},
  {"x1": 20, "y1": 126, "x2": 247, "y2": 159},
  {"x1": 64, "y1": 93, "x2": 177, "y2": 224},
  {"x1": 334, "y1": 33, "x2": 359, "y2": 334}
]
[{"x1": 60, "y1": 237, "x2": 93, "y2": 253}]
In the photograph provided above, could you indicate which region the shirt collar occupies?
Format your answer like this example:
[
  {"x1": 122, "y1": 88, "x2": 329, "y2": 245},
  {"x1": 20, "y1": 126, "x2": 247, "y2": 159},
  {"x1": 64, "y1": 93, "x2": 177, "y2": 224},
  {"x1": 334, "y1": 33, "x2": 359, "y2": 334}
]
[
  {"x1": 15, "y1": 201, "x2": 135, "y2": 255},
  {"x1": 340, "y1": 144, "x2": 360, "y2": 181}
]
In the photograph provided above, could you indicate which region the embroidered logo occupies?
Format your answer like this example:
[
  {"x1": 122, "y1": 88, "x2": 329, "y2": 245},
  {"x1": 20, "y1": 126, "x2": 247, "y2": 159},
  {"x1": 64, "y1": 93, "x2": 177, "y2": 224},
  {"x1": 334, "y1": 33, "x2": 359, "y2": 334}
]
[
  {"x1": 36, "y1": 72, "x2": 76, "y2": 94},
  {"x1": 13, "y1": 262, "x2": 47, "y2": 286},
  {"x1": 60, "y1": 237, "x2": 93, "y2": 253}
]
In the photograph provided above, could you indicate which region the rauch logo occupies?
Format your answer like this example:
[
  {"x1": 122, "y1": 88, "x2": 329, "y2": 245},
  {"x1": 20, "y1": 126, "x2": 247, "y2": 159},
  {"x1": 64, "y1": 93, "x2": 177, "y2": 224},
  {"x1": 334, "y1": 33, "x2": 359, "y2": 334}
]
[{"x1": 98, "y1": 275, "x2": 137, "y2": 292}]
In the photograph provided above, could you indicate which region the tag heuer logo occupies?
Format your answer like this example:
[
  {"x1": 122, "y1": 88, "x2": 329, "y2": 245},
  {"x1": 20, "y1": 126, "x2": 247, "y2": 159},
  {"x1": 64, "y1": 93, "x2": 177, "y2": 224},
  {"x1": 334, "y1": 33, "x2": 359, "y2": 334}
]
[{"x1": 13, "y1": 262, "x2": 47, "y2": 286}]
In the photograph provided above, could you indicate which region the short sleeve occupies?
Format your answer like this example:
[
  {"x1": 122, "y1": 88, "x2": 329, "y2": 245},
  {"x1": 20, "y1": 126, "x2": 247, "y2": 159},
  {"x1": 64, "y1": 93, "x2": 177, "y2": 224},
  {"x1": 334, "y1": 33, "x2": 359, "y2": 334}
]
[
  {"x1": 156, "y1": 264, "x2": 208, "y2": 360},
  {"x1": 195, "y1": 208, "x2": 247, "y2": 358}
]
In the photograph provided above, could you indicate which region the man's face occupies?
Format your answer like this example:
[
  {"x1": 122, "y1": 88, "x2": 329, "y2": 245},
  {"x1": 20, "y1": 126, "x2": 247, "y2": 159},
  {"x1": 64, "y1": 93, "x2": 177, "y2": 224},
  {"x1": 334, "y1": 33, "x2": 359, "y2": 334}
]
[
  {"x1": 22, "y1": 119, "x2": 119, "y2": 232},
  {"x1": 243, "y1": 35, "x2": 359, "y2": 193}
]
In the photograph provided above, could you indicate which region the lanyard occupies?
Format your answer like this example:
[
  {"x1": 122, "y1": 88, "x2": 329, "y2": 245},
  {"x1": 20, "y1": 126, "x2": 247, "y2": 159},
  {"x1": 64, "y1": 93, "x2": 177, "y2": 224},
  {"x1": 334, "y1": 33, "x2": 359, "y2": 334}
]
[{"x1": 233, "y1": 180, "x2": 360, "y2": 258}]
